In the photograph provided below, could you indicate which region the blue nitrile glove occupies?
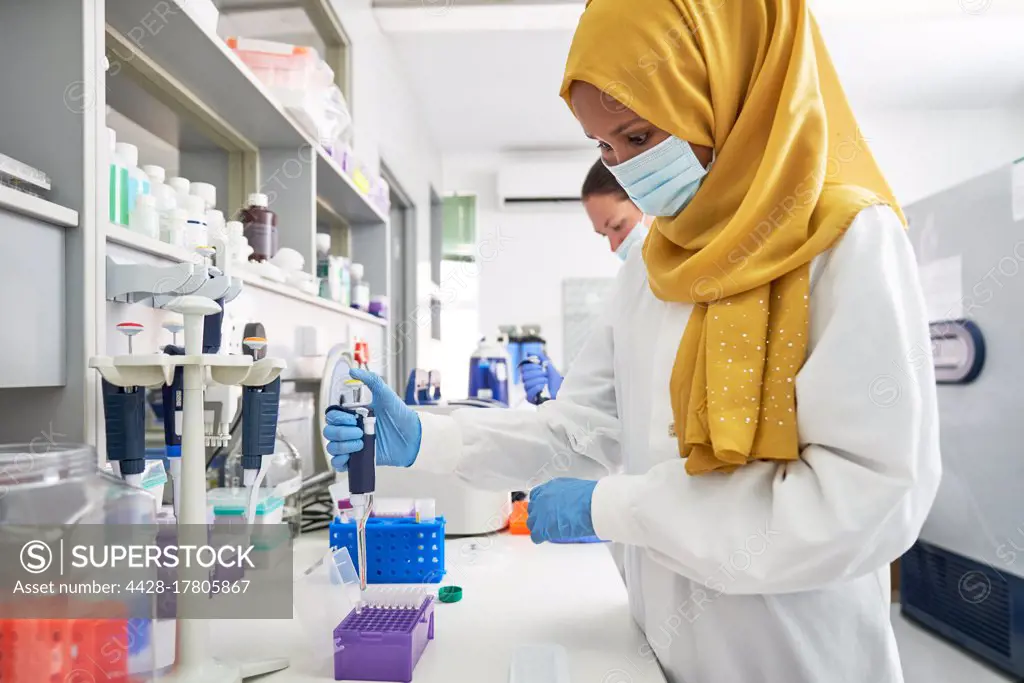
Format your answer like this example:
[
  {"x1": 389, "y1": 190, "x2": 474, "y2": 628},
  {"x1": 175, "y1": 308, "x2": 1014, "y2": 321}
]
[
  {"x1": 323, "y1": 368, "x2": 422, "y2": 472},
  {"x1": 526, "y1": 478, "x2": 599, "y2": 544},
  {"x1": 521, "y1": 355, "x2": 564, "y2": 402}
]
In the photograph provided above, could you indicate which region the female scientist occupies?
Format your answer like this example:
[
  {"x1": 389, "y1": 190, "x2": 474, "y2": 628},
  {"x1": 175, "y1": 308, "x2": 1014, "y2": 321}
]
[
  {"x1": 325, "y1": 1, "x2": 941, "y2": 680},
  {"x1": 521, "y1": 160, "x2": 655, "y2": 403},
  {"x1": 582, "y1": 158, "x2": 654, "y2": 260}
]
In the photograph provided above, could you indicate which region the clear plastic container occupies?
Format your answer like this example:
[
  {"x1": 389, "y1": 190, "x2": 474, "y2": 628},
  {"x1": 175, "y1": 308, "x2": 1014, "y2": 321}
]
[
  {"x1": 221, "y1": 444, "x2": 302, "y2": 537},
  {"x1": 0, "y1": 443, "x2": 157, "y2": 524},
  {"x1": 509, "y1": 644, "x2": 572, "y2": 683},
  {"x1": 226, "y1": 37, "x2": 342, "y2": 142},
  {"x1": 207, "y1": 486, "x2": 284, "y2": 525},
  {"x1": 101, "y1": 458, "x2": 167, "y2": 505},
  {"x1": 226, "y1": 37, "x2": 329, "y2": 94},
  {"x1": 0, "y1": 444, "x2": 158, "y2": 680},
  {"x1": 0, "y1": 151, "x2": 51, "y2": 199},
  {"x1": 130, "y1": 193, "x2": 160, "y2": 240},
  {"x1": 294, "y1": 546, "x2": 360, "y2": 678}
]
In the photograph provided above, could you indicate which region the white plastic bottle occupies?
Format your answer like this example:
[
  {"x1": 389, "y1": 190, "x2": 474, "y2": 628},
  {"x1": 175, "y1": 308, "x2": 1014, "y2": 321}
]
[
  {"x1": 183, "y1": 195, "x2": 209, "y2": 248},
  {"x1": 142, "y1": 165, "x2": 178, "y2": 243},
  {"x1": 153, "y1": 185, "x2": 178, "y2": 243},
  {"x1": 191, "y1": 182, "x2": 216, "y2": 212},
  {"x1": 167, "y1": 177, "x2": 191, "y2": 207},
  {"x1": 142, "y1": 164, "x2": 166, "y2": 186},
  {"x1": 114, "y1": 143, "x2": 150, "y2": 215},
  {"x1": 206, "y1": 209, "x2": 226, "y2": 242},
  {"x1": 163, "y1": 207, "x2": 189, "y2": 248},
  {"x1": 226, "y1": 221, "x2": 251, "y2": 264},
  {"x1": 130, "y1": 194, "x2": 160, "y2": 240},
  {"x1": 350, "y1": 262, "x2": 370, "y2": 311}
]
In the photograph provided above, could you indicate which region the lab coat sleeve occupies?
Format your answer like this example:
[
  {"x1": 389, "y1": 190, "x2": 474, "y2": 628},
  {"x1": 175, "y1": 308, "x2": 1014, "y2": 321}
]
[
  {"x1": 412, "y1": 284, "x2": 624, "y2": 492},
  {"x1": 590, "y1": 205, "x2": 942, "y2": 595}
]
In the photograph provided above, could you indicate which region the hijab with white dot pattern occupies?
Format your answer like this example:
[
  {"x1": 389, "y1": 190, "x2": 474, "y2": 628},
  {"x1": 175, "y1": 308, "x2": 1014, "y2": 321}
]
[{"x1": 561, "y1": 0, "x2": 903, "y2": 474}]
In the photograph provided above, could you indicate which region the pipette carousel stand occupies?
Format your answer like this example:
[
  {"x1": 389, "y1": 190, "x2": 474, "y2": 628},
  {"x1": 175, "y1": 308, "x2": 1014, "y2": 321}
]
[{"x1": 90, "y1": 295, "x2": 288, "y2": 683}]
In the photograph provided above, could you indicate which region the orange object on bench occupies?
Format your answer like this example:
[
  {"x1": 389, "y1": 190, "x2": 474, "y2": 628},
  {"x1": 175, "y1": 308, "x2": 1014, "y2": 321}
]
[
  {"x1": 0, "y1": 600, "x2": 130, "y2": 683},
  {"x1": 509, "y1": 499, "x2": 529, "y2": 535}
]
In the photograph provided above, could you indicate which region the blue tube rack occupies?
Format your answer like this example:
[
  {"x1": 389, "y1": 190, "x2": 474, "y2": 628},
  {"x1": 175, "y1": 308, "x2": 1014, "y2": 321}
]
[{"x1": 329, "y1": 516, "x2": 446, "y2": 584}]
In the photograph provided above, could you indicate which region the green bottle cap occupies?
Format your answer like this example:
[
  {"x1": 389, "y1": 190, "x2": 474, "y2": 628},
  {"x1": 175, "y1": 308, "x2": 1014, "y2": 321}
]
[{"x1": 438, "y1": 586, "x2": 463, "y2": 603}]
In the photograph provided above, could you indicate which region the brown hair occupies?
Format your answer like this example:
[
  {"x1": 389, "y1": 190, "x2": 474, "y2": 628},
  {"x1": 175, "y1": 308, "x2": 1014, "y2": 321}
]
[{"x1": 581, "y1": 158, "x2": 628, "y2": 201}]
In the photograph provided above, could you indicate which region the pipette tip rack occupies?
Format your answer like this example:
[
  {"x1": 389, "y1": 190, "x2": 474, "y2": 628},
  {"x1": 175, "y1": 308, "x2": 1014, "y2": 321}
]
[{"x1": 333, "y1": 596, "x2": 435, "y2": 682}]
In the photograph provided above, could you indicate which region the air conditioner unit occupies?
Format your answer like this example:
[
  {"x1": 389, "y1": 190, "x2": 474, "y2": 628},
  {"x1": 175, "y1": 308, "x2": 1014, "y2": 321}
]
[{"x1": 497, "y1": 159, "x2": 594, "y2": 208}]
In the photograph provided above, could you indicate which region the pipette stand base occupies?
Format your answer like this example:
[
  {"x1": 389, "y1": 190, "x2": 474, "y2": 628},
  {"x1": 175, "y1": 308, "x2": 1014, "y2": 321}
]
[
  {"x1": 240, "y1": 657, "x2": 290, "y2": 678},
  {"x1": 157, "y1": 660, "x2": 241, "y2": 683},
  {"x1": 157, "y1": 656, "x2": 290, "y2": 683}
]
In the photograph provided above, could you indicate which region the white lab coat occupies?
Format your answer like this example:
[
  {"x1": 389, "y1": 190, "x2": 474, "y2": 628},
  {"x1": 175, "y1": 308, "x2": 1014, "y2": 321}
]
[{"x1": 414, "y1": 205, "x2": 941, "y2": 683}]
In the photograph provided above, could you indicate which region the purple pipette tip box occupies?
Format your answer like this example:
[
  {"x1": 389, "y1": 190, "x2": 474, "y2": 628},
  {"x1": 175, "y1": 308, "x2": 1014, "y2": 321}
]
[{"x1": 333, "y1": 597, "x2": 435, "y2": 682}]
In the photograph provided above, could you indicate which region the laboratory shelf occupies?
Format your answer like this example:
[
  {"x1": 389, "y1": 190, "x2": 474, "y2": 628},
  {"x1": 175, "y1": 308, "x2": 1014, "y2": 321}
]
[
  {"x1": 238, "y1": 270, "x2": 387, "y2": 327},
  {"x1": 105, "y1": 0, "x2": 387, "y2": 227},
  {"x1": 317, "y1": 152, "x2": 389, "y2": 226},
  {"x1": 0, "y1": 185, "x2": 78, "y2": 228},
  {"x1": 106, "y1": 224, "x2": 197, "y2": 262},
  {"x1": 106, "y1": 0, "x2": 304, "y2": 150},
  {"x1": 105, "y1": 224, "x2": 387, "y2": 327}
]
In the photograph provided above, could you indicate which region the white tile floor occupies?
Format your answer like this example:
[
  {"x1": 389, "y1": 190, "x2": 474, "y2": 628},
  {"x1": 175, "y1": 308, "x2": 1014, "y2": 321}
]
[{"x1": 892, "y1": 606, "x2": 1014, "y2": 682}]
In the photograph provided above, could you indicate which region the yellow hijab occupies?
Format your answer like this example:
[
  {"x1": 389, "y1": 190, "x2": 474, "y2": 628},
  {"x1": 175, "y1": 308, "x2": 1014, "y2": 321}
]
[{"x1": 561, "y1": 0, "x2": 903, "y2": 475}]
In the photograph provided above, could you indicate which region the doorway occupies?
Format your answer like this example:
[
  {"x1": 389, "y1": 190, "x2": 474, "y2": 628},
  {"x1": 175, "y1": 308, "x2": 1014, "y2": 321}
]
[{"x1": 381, "y1": 163, "x2": 416, "y2": 391}]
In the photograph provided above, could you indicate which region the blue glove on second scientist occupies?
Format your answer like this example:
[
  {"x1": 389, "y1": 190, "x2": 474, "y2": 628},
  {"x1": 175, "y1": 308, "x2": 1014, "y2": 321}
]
[
  {"x1": 520, "y1": 352, "x2": 564, "y2": 403},
  {"x1": 322, "y1": 367, "x2": 598, "y2": 543},
  {"x1": 526, "y1": 478, "x2": 598, "y2": 543}
]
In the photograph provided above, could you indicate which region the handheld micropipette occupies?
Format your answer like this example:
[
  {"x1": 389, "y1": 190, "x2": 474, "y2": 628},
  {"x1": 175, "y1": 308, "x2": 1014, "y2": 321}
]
[
  {"x1": 326, "y1": 378, "x2": 376, "y2": 596},
  {"x1": 105, "y1": 322, "x2": 147, "y2": 487},
  {"x1": 518, "y1": 355, "x2": 552, "y2": 405}
]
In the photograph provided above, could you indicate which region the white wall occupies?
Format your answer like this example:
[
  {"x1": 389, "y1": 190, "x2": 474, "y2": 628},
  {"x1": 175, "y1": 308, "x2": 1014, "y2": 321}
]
[
  {"x1": 858, "y1": 108, "x2": 1024, "y2": 205},
  {"x1": 441, "y1": 151, "x2": 621, "y2": 397},
  {"x1": 334, "y1": 0, "x2": 445, "y2": 376}
]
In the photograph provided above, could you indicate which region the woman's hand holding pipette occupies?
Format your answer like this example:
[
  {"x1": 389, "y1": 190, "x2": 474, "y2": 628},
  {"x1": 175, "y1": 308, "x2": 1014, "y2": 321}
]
[{"x1": 324, "y1": 368, "x2": 422, "y2": 471}]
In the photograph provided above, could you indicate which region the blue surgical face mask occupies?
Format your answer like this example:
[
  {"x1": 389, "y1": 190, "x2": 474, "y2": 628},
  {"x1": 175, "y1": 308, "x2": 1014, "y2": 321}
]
[
  {"x1": 605, "y1": 136, "x2": 709, "y2": 217},
  {"x1": 615, "y1": 219, "x2": 648, "y2": 262}
]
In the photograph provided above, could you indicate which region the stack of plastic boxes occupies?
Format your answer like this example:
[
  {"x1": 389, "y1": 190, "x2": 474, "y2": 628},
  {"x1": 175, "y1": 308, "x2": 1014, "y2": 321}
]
[{"x1": 226, "y1": 37, "x2": 351, "y2": 148}]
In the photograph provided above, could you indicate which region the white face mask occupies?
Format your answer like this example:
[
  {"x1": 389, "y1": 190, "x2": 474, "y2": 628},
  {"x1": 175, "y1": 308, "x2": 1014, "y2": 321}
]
[
  {"x1": 605, "y1": 135, "x2": 708, "y2": 217},
  {"x1": 615, "y1": 220, "x2": 649, "y2": 262}
]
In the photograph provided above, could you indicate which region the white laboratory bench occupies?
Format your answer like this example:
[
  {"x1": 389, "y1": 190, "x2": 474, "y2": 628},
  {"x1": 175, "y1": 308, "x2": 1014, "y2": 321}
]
[
  {"x1": 216, "y1": 532, "x2": 668, "y2": 683},
  {"x1": 212, "y1": 533, "x2": 1012, "y2": 683}
]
